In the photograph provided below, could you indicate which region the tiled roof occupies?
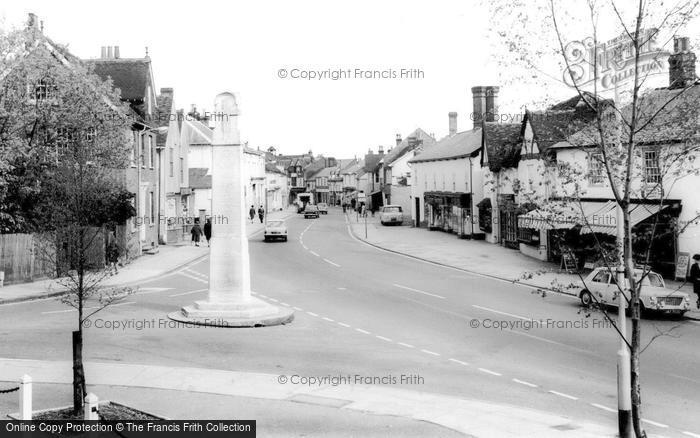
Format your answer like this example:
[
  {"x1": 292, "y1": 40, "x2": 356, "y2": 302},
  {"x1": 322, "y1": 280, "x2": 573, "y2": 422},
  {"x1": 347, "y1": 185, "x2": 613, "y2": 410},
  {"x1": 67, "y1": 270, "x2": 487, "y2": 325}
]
[
  {"x1": 482, "y1": 122, "x2": 522, "y2": 172},
  {"x1": 384, "y1": 128, "x2": 436, "y2": 166},
  {"x1": 409, "y1": 129, "x2": 482, "y2": 163},
  {"x1": 89, "y1": 58, "x2": 151, "y2": 101},
  {"x1": 265, "y1": 163, "x2": 286, "y2": 175},
  {"x1": 189, "y1": 168, "x2": 211, "y2": 189},
  {"x1": 155, "y1": 88, "x2": 174, "y2": 148},
  {"x1": 556, "y1": 84, "x2": 700, "y2": 147},
  {"x1": 363, "y1": 153, "x2": 383, "y2": 173}
]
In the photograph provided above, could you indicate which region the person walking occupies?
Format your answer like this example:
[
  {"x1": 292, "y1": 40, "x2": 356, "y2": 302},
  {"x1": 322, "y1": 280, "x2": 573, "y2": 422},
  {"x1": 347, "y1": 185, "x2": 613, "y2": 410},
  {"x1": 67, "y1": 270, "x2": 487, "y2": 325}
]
[
  {"x1": 258, "y1": 205, "x2": 265, "y2": 224},
  {"x1": 203, "y1": 218, "x2": 212, "y2": 247},
  {"x1": 249, "y1": 205, "x2": 256, "y2": 224},
  {"x1": 106, "y1": 233, "x2": 120, "y2": 275},
  {"x1": 689, "y1": 254, "x2": 700, "y2": 309},
  {"x1": 191, "y1": 220, "x2": 203, "y2": 247}
]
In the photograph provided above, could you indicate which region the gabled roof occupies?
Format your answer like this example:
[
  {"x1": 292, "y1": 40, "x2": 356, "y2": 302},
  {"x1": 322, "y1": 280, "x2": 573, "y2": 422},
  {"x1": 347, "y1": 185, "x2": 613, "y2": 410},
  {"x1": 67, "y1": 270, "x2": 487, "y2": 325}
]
[
  {"x1": 363, "y1": 153, "x2": 383, "y2": 173},
  {"x1": 341, "y1": 159, "x2": 364, "y2": 174},
  {"x1": 523, "y1": 94, "x2": 600, "y2": 152},
  {"x1": 89, "y1": 58, "x2": 154, "y2": 102},
  {"x1": 554, "y1": 84, "x2": 700, "y2": 148},
  {"x1": 313, "y1": 167, "x2": 334, "y2": 178},
  {"x1": 189, "y1": 168, "x2": 211, "y2": 189},
  {"x1": 409, "y1": 129, "x2": 482, "y2": 163},
  {"x1": 265, "y1": 163, "x2": 286, "y2": 175},
  {"x1": 481, "y1": 122, "x2": 522, "y2": 172},
  {"x1": 384, "y1": 128, "x2": 436, "y2": 166}
]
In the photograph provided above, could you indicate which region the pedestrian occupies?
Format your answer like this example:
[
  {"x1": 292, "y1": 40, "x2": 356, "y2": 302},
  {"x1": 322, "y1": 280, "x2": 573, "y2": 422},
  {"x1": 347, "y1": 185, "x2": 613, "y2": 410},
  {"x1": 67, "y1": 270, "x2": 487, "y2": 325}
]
[
  {"x1": 191, "y1": 220, "x2": 203, "y2": 247},
  {"x1": 106, "y1": 233, "x2": 120, "y2": 275},
  {"x1": 203, "y1": 218, "x2": 212, "y2": 247},
  {"x1": 258, "y1": 205, "x2": 265, "y2": 224},
  {"x1": 249, "y1": 205, "x2": 256, "y2": 224},
  {"x1": 342, "y1": 203, "x2": 347, "y2": 213},
  {"x1": 689, "y1": 254, "x2": 700, "y2": 309}
]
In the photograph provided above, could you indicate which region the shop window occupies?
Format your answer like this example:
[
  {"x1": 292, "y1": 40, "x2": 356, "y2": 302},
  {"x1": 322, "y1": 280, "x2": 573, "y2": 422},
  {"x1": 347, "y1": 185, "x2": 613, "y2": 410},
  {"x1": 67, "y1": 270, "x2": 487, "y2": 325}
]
[
  {"x1": 588, "y1": 152, "x2": 604, "y2": 185},
  {"x1": 477, "y1": 199, "x2": 492, "y2": 233},
  {"x1": 517, "y1": 227, "x2": 540, "y2": 246}
]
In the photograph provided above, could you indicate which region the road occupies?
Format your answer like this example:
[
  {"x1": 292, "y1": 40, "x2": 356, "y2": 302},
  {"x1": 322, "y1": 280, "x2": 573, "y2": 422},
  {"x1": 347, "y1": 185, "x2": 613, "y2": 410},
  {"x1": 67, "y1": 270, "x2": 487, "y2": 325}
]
[{"x1": 1, "y1": 207, "x2": 699, "y2": 437}]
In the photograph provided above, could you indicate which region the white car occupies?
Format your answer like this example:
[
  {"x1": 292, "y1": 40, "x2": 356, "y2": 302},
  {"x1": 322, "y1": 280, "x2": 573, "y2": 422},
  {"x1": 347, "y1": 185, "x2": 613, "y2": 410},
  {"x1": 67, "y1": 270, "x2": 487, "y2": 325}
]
[
  {"x1": 263, "y1": 220, "x2": 288, "y2": 242},
  {"x1": 379, "y1": 205, "x2": 403, "y2": 225},
  {"x1": 317, "y1": 203, "x2": 329, "y2": 214},
  {"x1": 579, "y1": 267, "x2": 690, "y2": 316}
]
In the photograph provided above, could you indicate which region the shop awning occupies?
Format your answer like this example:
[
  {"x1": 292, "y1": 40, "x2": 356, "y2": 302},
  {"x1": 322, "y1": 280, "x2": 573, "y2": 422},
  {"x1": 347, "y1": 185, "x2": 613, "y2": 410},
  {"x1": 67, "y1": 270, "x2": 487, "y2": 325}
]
[
  {"x1": 517, "y1": 201, "x2": 613, "y2": 231},
  {"x1": 476, "y1": 198, "x2": 492, "y2": 209},
  {"x1": 580, "y1": 202, "x2": 668, "y2": 236}
]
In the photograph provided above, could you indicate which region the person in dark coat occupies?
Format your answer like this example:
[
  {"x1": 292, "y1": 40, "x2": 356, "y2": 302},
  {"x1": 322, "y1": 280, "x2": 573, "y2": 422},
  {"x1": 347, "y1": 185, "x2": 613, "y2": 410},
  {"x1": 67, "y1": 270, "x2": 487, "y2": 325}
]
[
  {"x1": 191, "y1": 220, "x2": 203, "y2": 247},
  {"x1": 203, "y1": 218, "x2": 212, "y2": 247},
  {"x1": 106, "y1": 234, "x2": 120, "y2": 275},
  {"x1": 258, "y1": 205, "x2": 265, "y2": 224},
  {"x1": 689, "y1": 254, "x2": 700, "y2": 308},
  {"x1": 249, "y1": 205, "x2": 256, "y2": 224}
]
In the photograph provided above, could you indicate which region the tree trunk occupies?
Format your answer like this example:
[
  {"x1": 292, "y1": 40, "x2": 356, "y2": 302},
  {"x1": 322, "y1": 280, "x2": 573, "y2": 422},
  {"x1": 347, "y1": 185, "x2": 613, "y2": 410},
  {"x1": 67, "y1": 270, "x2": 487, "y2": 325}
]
[{"x1": 72, "y1": 330, "x2": 86, "y2": 415}]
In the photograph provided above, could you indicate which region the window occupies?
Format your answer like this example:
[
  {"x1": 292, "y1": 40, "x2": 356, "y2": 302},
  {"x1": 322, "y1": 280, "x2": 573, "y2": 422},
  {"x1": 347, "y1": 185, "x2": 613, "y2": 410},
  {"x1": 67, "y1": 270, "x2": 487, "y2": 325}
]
[
  {"x1": 140, "y1": 135, "x2": 145, "y2": 168},
  {"x1": 32, "y1": 78, "x2": 55, "y2": 101},
  {"x1": 517, "y1": 227, "x2": 539, "y2": 245},
  {"x1": 180, "y1": 158, "x2": 184, "y2": 181},
  {"x1": 56, "y1": 127, "x2": 74, "y2": 154},
  {"x1": 148, "y1": 136, "x2": 154, "y2": 169},
  {"x1": 169, "y1": 147, "x2": 174, "y2": 177},
  {"x1": 588, "y1": 152, "x2": 604, "y2": 185},
  {"x1": 149, "y1": 191, "x2": 155, "y2": 225},
  {"x1": 643, "y1": 149, "x2": 660, "y2": 184},
  {"x1": 592, "y1": 270, "x2": 611, "y2": 283},
  {"x1": 131, "y1": 132, "x2": 138, "y2": 166}
]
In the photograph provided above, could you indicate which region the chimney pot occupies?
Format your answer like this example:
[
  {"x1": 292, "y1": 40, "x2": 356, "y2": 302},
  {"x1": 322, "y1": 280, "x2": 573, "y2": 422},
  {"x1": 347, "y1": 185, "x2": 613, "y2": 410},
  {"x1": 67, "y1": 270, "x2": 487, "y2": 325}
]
[
  {"x1": 27, "y1": 13, "x2": 38, "y2": 30},
  {"x1": 114, "y1": 46, "x2": 120, "y2": 59},
  {"x1": 107, "y1": 46, "x2": 113, "y2": 58},
  {"x1": 471, "y1": 86, "x2": 499, "y2": 129},
  {"x1": 448, "y1": 112, "x2": 458, "y2": 135},
  {"x1": 100, "y1": 46, "x2": 107, "y2": 58},
  {"x1": 395, "y1": 134, "x2": 402, "y2": 146}
]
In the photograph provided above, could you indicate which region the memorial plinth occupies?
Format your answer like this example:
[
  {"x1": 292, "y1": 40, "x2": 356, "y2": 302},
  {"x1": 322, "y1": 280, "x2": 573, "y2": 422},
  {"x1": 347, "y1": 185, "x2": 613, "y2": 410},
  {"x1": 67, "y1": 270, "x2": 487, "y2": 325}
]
[{"x1": 169, "y1": 92, "x2": 293, "y2": 327}]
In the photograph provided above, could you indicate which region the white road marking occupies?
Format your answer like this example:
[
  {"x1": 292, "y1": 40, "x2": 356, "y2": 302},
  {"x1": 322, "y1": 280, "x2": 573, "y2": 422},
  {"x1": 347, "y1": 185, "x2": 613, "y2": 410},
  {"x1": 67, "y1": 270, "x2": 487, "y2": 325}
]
[
  {"x1": 268, "y1": 298, "x2": 279, "y2": 303},
  {"x1": 548, "y1": 390, "x2": 578, "y2": 400},
  {"x1": 376, "y1": 335, "x2": 392, "y2": 342},
  {"x1": 478, "y1": 368, "x2": 502, "y2": 376},
  {"x1": 337, "y1": 322, "x2": 350, "y2": 328},
  {"x1": 323, "y1": 258, "x2": 341, "y2": 267},
  {"x1": 42, "y1": 308, "x2": 84, "y2": 315},
  {"x1": 512, "y1": 378, "x2": 537, "y2": 387},
  {"x1": 169, "y1": 288, "x2": 207, "y2": 297},
  {"x1": 322, "y1": 317, "x2": 335, "y2": 322},
  {"x1": 448, "y1": 358, "x2": 469, "y2": 366},
  {"x1": 355, "y1": 328, "x2": 371, "y2": 335},
  {"x1": 421, "y1": 349, "x2": 440, "y2": 356},
  {"x1": 398, "y1": 342, "x2": 415, "y2": 348},
  {"x1": 292, "y1": 306, "x2": 303, "y2": 311},
  {"x1": 136, "y1": 287, "x2": 174, "y2": 295},
  {"x1": 472, "y1": 305, "x2": 533, "y2": 322},
  {"x1": 683, "y1": 432, "x2": 700, "y2": 438},
  {"x1": 642, "y1": 419, "x2": 668, "y2": 428},
  {"x1": 337, "y1": 287, "x2": 347, "y2": 291},
  {"x1": 392, "y1": 283, "x2": 445, "y2": 299},
  {"x1": 306, "y1": 312, "x2": 319, "y2": 317},
  {"x1": 178, "y1": 272, "x2": 208, "y2": 284},
  {"x1": 280, "y1": 302, "x2": 290, "y2": 307},
  {"x1": 590, "y1": 403, "x2": 616, "y2": 413},
  {"x1": 258, "y1": 294, "x2": 268, "y2": 298},
  {"x1": 310, "y1": 251, "x2": 320, "y2": 257}
]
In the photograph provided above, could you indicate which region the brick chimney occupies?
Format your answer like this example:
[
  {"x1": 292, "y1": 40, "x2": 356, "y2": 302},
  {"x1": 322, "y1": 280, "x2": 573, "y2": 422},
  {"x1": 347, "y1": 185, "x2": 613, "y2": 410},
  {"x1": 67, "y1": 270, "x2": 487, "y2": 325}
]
[
  {"x1": 101, "y1": 46, "x2": 107, "y2": 58},
  {"x1": 471, "y1": 86, "x2": 499, "y2": 129},
  {"x1": 378, "y1": 145, "x2": 384, "y2": 155},
  {"x1": 395, "y1": 134, "x2": 402, "y2": 146},
  {"x1": 669, "y1": 37, "x2": 696, "y2": 90},
  {"x1": 448, "y1": 112, "x2": 458, "y2": 135},
  {"x1": 114, "y1": 46, "x2": 120, "y2": 59},
  {"x1": 27, "y1": 13, "x2": 39, "y2": 30}
]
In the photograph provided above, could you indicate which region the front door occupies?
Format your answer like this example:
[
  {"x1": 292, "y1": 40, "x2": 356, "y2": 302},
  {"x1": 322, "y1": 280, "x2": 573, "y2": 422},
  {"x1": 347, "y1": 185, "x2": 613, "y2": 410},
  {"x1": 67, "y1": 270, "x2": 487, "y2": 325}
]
[{"x1": 415, "y1": 197, "x2": 421, "y2": 226}]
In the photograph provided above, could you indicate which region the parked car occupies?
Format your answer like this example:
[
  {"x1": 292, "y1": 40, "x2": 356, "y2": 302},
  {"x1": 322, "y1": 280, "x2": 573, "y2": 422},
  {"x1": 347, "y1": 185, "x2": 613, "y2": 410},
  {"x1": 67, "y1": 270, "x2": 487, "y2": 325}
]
[
  {"x1": 264, "y1": 220, "x2": 288, "y2": 242},
  {"x1": 304, "y1": 205, "x2": 320, "y2": 219},
  {"x1": 579, "y1": 267, "x2": 691, "y2": 316},
  {"x1": 379, "y1": 205, "x2": 403, "y2": 225},
  {"x1": 317, "y1": 203, "x2": 329, "y2": 214}
]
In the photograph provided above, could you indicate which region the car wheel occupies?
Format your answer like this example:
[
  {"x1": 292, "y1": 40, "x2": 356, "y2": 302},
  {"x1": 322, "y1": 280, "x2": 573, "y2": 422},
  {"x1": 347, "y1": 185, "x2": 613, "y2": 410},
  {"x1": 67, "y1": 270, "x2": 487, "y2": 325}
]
[
  {"x1": 580, "y1": 290, "x2": 593, "y2": 307},
  {"x1": 283, "y1": 236, "x2": 288, "y2": 242},
  {"x1": 264, "y1": 236, "x2": 269, "y2": 242}
]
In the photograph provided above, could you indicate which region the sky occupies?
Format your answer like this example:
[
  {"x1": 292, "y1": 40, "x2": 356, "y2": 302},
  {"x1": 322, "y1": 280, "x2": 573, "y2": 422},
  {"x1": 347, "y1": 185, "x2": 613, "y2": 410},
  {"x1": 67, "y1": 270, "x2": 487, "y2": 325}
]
[{"x1": 1, "y1": 1, "x2": 698, "y2": 158}]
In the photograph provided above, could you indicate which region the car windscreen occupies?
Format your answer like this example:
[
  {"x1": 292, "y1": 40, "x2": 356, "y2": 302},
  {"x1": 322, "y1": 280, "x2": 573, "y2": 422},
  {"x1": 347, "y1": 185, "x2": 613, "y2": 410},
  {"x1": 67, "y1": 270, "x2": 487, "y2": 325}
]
[
  {"x1": 267, "y1": 221, "x2": 284, "y2": 227},
  {"x1": 384, "y1": 207, "x2": 402, "y2": 213}
]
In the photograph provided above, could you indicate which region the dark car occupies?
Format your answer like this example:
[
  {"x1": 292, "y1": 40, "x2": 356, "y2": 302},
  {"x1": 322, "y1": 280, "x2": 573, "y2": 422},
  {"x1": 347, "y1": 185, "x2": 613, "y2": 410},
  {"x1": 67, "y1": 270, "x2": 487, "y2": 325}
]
[{"x1": 304, "y1": 205, "x2": 320, "y2": 219}]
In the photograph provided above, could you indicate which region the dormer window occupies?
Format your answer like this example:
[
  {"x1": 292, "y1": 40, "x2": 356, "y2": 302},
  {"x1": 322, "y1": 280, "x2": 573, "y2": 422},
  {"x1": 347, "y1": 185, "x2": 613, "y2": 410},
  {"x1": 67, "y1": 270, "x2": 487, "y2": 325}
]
[{"x1": 33, "y1": 78, "x2": 54, "y2": 100}]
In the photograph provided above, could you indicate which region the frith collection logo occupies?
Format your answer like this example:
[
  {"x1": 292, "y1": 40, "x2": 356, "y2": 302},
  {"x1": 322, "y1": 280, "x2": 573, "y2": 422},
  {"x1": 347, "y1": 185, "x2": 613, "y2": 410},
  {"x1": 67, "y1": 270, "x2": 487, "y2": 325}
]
[{"x1": 562, "y1": 28, "x2": 670, "y2": 91}]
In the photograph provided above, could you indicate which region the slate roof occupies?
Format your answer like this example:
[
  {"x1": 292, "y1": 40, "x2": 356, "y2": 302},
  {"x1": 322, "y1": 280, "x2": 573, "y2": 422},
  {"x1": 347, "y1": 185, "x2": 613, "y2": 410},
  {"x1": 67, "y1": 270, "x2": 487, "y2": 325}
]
[
  {"x1": 363, "y1": 153, "x2": 384, "y2": 173},
  {"x1": 481, "y1": 122, "x2": 522, "y2": 172},
  {"x1": 265, "y1": 163, "x2": 286, "y2": 175},
  {"x1": 189, "y1": 168, "x2": 211, "y2": 189},
  {"x1": 383, "y1": 128, "x2": 436, "y2": 166},
  {"x1": 555, "y1": 83, "x2": 700, "y2": 147},
  {"x1": 409, "y1": 129, "x2": 482, "y2": 163}
]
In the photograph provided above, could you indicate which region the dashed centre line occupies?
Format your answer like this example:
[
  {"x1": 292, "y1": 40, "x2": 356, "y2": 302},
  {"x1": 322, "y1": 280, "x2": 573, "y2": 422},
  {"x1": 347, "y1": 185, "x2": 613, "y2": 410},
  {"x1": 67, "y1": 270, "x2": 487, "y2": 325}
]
[
  {"x1": 448, "y1": 358, "x2": 469, "y2": 366},
  {"x1": 392, "y1": 283, "x2": 445, "y2": 299},
  {"x1": 512, "y1": 378, "x2": 537, "y2": 387},
  {"x1": 355, "y1": 328, "x2": 371, "y2": 335},
  {"x1": 323, "y1": 258, "x2": 341, "y2": 267},
  {"x1": 642, "y1": 419, "x2": 669, "y2": 428},
  {"x1": 590, "y1": 403, "x2": 616, "y2": 413},
  {"x1": 478, "y1": 368, "x2": 502, "y2": 376},
  {"x1": 548, "y1": 390, "x2": 578, "y2": 400},
  {"x1": 421, "y1": 349, "x2": 440, "y2": 356}
]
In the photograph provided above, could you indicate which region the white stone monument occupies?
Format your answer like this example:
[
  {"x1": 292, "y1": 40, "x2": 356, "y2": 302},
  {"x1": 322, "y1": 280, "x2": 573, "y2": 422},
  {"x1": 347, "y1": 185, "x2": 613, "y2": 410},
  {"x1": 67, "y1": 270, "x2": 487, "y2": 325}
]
[{"x1": 169, "y1": 92, "x2": 293, "y2": 327}]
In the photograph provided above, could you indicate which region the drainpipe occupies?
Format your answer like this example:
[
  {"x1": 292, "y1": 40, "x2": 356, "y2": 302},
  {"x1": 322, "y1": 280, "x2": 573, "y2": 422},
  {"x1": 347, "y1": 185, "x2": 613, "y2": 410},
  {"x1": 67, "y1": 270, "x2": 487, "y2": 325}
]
[{"x1": 469, "y1": 157, "x2": 474, "y2": 237}]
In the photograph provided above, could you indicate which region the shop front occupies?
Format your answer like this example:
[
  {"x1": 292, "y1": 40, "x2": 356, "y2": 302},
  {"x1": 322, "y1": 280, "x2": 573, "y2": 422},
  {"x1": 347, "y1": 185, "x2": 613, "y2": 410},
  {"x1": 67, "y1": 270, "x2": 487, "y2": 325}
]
[{"x1": 424, "y1": 192, "x2": 472, "y2": 237}]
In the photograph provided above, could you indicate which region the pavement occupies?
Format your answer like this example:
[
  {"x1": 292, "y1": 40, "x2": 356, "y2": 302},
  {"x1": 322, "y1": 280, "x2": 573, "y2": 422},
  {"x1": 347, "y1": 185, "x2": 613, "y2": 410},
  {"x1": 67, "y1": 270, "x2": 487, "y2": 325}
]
[
  {"x1": 0, "y1": 358, "x2": 620, "y2": 437},
  {"x1": 1, "y1": 207, "x2": 699, "y2": 437},
  {"x1": 347, "y1": 212, "x2": 700, "y2": 321},
  {"x1": 0, "y1": 208, "x2": 296, "y2": 305}
]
